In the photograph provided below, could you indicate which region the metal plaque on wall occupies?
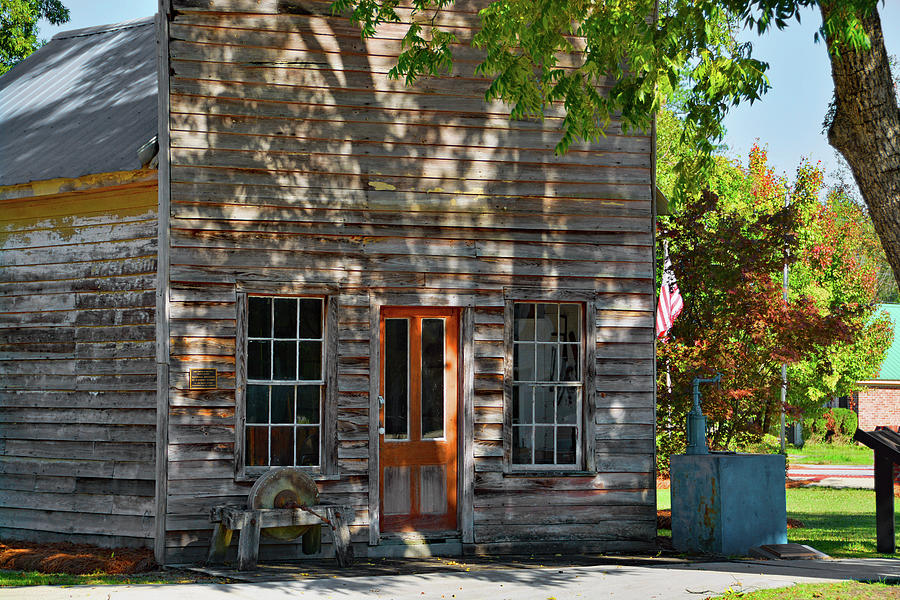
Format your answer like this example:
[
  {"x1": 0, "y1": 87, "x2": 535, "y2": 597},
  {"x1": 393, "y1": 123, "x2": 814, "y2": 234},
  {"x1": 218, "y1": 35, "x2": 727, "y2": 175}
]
[{"x1": 189, "y1": 368, "x2": 217, "y2": 390}]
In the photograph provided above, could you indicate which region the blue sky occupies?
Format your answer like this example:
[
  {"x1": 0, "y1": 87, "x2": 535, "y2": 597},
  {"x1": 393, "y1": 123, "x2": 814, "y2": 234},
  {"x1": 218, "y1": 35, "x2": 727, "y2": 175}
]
[
  {"x1": 39, "y1": 1, "x2": 156, "y2": 36},
  {"x1": 41, "y1": 1, "x2": 899, "y2": 187},
  {"x1": 721, "y1": 3, "x2": 900, "y2": 186}
]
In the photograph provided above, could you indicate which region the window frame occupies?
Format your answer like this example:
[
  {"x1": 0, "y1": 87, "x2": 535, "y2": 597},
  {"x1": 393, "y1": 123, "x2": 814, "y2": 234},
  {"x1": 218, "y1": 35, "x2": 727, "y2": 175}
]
[
  {"x1": 234, "y1": 287, "x2": 338, "y2": 481},
  {"x1": 503, "y1": 288, "x2": 597, "y2": 474}
]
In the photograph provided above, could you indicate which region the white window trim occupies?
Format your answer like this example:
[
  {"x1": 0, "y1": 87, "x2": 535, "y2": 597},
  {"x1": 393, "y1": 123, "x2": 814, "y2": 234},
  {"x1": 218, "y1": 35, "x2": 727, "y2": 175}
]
[
  {"x1": 503, "y1": 288, "x2": 597, "y2": 475},
  {"x1": 234, "y1": 287, "x2": 339, "y2": 481}
]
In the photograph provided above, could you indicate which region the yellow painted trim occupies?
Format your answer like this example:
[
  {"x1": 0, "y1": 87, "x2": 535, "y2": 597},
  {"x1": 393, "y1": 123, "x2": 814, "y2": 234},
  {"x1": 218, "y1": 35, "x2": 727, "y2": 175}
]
[
  {"x1": 1, "y1": 186, "x2": 157, "y2": 222},
  {"x1": 0, "y1": 181, "x2": 158, "y2": 244},
  {"x1": 0, "y1": 169, "x2": 157, "y2": 201}
]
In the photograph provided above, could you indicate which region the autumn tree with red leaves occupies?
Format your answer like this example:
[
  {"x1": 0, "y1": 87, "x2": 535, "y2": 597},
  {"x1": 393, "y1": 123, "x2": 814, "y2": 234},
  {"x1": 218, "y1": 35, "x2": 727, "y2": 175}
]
[{"x1": 657, "y1": 145, "x2": 892, "y2": 467}]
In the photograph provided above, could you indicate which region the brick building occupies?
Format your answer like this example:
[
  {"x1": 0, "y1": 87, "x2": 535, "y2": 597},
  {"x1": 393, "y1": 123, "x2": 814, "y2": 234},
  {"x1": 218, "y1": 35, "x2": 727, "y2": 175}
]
[{"x1": 856, "y1": 304, "x2": 900, "y2": 432}]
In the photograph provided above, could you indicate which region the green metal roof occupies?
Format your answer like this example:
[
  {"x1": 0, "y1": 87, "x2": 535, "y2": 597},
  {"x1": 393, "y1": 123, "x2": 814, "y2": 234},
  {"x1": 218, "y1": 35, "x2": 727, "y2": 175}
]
[{"x1": 875, "y1": 304, "x2": 900, "y2": 380}]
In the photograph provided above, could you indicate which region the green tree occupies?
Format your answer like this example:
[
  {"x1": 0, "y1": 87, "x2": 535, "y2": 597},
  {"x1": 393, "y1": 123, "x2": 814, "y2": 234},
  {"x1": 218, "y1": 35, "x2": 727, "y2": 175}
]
[
  {"x1": 334, "y1": 0, "x2": 900, "y2": 295},
  {"x1": 825, "y1": 161, "x2": 898, "y2": 302},
  {"x1": 1, "y1": 0, "x2": 69, "y2": 75},
  {"x1": 784, "y1": 166, "x2": 893, "y2": 412},
  {"x1": 656, "y1": 145, "x2": 891, "y2": 468},
  {"x1": 656, "y1": 186, "x2": 849, "y2": 460}
]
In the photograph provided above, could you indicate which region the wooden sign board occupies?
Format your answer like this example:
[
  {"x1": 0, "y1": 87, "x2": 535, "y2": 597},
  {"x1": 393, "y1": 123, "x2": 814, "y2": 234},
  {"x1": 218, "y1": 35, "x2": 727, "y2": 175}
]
[
  {"x1": 189, "y1": 369, "x2": 217, "y2": 390},
  {"x1": 855, "y1": 428, "x2": 900, "y2": 463},
  {"x1": 854, "y1": 427, "x2": 899, "y2": 554}
]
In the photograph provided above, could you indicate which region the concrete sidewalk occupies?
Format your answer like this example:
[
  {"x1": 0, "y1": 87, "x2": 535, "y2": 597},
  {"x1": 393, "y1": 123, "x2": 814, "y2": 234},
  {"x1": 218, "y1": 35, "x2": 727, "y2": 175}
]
[{"x1": 2, "y1": 557, "x2": 897, "y2": 600}]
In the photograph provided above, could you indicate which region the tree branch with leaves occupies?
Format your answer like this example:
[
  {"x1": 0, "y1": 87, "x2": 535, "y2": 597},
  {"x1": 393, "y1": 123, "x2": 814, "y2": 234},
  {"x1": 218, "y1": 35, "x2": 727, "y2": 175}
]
[
  {"x1": 333, "y1": 0, "x2": 900, "y2": 296},
  {"x1": 1, "y1": 0, "x2": 69, "y2": 75}
]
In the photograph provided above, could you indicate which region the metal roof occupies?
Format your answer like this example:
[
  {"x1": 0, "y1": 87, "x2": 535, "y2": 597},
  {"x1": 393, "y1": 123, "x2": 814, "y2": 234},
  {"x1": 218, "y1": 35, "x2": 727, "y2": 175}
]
[
  {"x1": 0, "y1": 17, "x2": 157, "y2": 187},
  {"x1": 874, "y1": 304, "x2": 900, "y2": 381}
]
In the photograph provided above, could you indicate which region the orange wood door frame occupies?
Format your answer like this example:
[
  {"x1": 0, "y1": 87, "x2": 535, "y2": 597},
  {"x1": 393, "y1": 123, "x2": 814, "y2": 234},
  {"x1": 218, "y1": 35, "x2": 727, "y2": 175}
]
[{"x1": 379, "y1": 307, "x2": 459, "y2": 532}]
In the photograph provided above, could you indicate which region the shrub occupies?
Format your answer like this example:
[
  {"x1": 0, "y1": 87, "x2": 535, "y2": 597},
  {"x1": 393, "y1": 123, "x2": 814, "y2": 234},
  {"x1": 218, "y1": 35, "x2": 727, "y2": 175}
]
[
  {"x1": 656, "y1": 427, "x2": 686, "y2": 477},
  {"x1": 804, "y1": 407, "x2": 858, "y2": 443}
]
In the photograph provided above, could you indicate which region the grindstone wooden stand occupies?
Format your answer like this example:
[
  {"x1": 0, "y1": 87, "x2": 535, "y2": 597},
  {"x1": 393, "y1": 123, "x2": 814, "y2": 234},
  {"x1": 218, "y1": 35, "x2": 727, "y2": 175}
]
[
  {"x1": 205, "y1": 467, "x2": 353, "y2": 570},
  {"x1": 206, "y1": 503, "x2": 354, "y2": 570}
]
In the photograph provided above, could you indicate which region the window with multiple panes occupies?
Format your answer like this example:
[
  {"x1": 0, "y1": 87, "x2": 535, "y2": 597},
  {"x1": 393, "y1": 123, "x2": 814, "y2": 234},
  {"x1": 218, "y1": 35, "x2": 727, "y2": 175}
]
[
  {"x1": 245, "y1": 296, "x2": 324, "y2": 468},
  {"x1": 511, "y1": 302, "x2": 582, "y2": 468}
]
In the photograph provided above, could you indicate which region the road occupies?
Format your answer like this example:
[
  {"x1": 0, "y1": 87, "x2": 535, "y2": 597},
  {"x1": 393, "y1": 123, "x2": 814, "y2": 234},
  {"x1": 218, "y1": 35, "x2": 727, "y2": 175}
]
[{"x1": 787, "y1": 463, "x2": 874, "y2": 488}]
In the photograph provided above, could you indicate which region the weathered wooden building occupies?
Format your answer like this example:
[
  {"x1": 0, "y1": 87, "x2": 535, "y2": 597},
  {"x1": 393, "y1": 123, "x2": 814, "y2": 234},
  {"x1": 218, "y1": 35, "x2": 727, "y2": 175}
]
[
  {"x1": 0, "y1": 17, "x2": 160, "y2": 549},
  {"x1": 2, "y1": 1, "x2": 657, "y2": 564}
]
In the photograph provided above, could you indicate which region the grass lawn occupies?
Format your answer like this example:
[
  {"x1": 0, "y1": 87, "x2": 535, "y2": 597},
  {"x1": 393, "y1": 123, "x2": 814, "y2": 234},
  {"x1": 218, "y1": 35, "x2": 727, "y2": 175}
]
[
  {"x1": 0, "y1": 569, "x2": 212, "y2": 587},
  {"x1": 657, "y1": 486, "x2": 899, "y2": 559},
  {"x1": 787, "y1": 442, "x2": 874, "y2": 465},
  {"x1": 786, "y1": 487, "x2": 897, "y2": 558},
  {"x1": 710, "y1": 581, "x2": 900, "y2": 599}
]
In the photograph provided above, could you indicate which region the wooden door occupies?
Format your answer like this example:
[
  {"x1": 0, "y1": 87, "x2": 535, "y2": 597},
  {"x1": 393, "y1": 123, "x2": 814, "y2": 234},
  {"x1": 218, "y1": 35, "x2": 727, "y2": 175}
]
[{"x1": 379, "y1": 307, "x2": 459, "y2": 533}]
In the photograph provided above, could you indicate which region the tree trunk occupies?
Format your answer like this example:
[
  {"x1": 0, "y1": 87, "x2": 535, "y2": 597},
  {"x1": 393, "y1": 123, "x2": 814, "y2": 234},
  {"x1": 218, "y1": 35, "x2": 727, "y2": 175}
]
[
  {"x1": 821, "y1": 4, "x2": 900, "y2": 289},
  {"x1": 761, "y1": 395, "x2": 772, "y2": 436}
]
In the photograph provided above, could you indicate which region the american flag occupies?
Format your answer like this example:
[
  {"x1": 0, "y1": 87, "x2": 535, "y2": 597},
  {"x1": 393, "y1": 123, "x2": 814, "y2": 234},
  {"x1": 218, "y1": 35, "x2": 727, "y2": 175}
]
[{"x1": 656, "y1": 242, "x2": 683, "y2": 340}]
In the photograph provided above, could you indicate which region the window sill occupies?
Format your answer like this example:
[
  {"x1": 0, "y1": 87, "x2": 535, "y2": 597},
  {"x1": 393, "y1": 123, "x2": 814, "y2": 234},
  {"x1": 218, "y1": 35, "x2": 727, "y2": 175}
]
[
  {"x1": 503, "y1": 470, "x2": 595, "y2": 478},
  {"x1": 234, "y1": 470, "x2": 341, "y2": 484}
]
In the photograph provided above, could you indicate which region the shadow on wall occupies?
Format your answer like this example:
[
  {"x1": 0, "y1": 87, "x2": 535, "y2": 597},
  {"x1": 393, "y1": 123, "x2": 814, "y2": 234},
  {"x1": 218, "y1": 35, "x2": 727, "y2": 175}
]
[
  {"x1": 167, "y1": 0, "x2": 652, "y2": 283},
  {"x1": 162, "y1": 0, "x2": 655, "y2": 556}
]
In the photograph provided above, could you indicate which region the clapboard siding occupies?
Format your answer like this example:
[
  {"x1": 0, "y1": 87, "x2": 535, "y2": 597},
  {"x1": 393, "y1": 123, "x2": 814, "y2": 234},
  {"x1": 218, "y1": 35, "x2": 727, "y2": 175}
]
[
  {"x1": 0, "y1": 180, "x2": 158, "y2": 547},
  {"x1": 171, "y1": 169, "x2": 650, "y2": 204},
  {"x1": 164, "y1": 0, "x2": 655, "y2": 560},
  {"x1": 170, "y1": 113, "x2": 645, "y2": 156}
]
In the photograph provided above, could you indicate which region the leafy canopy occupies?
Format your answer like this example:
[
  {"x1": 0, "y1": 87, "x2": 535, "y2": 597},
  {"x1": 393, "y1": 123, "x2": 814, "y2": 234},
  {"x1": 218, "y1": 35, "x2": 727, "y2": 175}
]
[
  {"x1": 656, "y1": 141, "x2": 891, "y2": 466},
  {"x1": 331, "y1": 0, "x2": 883, "y2": 203},
  {"x1": 788, "y1": 184, "x2": 894, "y2": 410},
  {"x1": 1, "y1": 0, "x2": 69, "y2": 75}
]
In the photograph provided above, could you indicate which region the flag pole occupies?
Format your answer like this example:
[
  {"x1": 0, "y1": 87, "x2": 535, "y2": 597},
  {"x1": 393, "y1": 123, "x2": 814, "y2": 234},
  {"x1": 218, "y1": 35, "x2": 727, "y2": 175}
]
[
  {"x1": 663, "y1": 241, "x2": 674, "y2": 396},
  {"x1": 780, "y1": 192, "x2": 789, "y2": 454},
  {"x1": 658, "y1": 239, "x2": 679, "y2": 443}
]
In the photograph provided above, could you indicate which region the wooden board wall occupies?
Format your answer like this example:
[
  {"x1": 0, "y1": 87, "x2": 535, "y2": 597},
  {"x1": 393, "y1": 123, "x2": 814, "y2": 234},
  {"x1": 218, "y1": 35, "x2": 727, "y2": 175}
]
[
  {"x1": 165, "y1": 0, "x2": 655, "y2": 561},
  {"x1": 0, "y1": 179, "x2": 159, "y2": 547}
]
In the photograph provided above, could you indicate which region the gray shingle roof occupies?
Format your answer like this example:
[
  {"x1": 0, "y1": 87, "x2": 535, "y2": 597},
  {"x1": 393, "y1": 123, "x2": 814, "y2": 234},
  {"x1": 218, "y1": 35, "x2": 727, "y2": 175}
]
[{"x1": 0, "y1": 17, "x2": 157, "y2": 187}]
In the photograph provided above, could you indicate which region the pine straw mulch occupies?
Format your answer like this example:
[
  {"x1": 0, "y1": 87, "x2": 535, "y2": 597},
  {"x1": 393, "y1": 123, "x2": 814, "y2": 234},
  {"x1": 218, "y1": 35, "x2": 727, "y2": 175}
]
[{"x1": 0, "y1": 540, "x2": 156, "y2": 575}]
